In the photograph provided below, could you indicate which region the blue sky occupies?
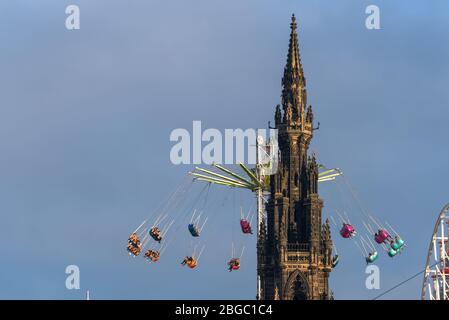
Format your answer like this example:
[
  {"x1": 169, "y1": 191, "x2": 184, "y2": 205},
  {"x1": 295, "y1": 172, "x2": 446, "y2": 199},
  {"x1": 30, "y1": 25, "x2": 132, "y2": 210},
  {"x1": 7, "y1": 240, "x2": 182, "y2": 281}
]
[{"x1": 0, "y1": 0, "x2": 448, "y2": 299}]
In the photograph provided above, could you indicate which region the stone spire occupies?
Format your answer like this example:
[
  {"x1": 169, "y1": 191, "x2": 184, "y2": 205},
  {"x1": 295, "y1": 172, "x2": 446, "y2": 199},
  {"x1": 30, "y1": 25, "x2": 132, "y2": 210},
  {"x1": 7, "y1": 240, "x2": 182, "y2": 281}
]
[
  {"x1": 262, "y1": 15, "x2": 332, "y2": 300},
  {"x1": 308, "y1": 153, "x2": 319, "y2": 195},
  {"x1": 281, "y1": 14, "x2": 307, "y2": 125},
  {"x1": 323, "y1": 218, "x2": 331, "y2": 242}
]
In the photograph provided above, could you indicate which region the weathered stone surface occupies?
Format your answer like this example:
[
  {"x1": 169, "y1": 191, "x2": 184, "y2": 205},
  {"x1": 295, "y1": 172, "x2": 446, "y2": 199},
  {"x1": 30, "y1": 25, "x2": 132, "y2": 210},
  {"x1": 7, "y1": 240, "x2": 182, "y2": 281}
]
[{"x1": 258, "y1": 14, "x2": 333, "y2": 300}]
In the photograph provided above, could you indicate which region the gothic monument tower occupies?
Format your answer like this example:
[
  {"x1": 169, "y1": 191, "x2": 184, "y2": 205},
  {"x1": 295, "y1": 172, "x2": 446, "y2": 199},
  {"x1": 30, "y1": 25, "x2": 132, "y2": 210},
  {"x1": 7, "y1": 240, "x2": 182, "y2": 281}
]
[{"x1": 258, "y1": 14, "x2": 333, "y2": 300}]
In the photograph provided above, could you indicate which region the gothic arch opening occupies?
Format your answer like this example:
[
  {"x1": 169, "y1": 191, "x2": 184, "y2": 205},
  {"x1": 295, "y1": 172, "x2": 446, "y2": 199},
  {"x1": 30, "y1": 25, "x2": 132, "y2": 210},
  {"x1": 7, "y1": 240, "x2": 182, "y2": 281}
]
[
  {"x1": 284, "y1": 270, "x2": 309, "y2": 300},
  {"x1": 293, "y1": 274, "x2": 307, "y2": 300}
]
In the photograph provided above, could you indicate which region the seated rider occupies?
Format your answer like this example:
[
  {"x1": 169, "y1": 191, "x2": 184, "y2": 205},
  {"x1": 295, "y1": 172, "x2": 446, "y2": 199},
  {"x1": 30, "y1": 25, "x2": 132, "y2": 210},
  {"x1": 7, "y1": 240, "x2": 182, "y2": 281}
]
[
  {"x1": 148, "y1": 251, "x2": 154, "y2": 259},
  {"x1": 128, "y1": 244, "x2": 140, "y2": 256},
  {"x1": 187, "y1": 257, "x2": 197, "y2": 268},
  {"x1": 151, "y1": 227, "x2": 162, "y2": 242},
  {"x1": 145, "y1": 250, "x2": 159, "y2": 261},
  {"x1": 128, "y1": 233, "x2": 138, "y2": 244},
  {"x1": 228, "y1": 258, "x2": 240, "y2": 272},
  {"x1": 181, "y1": 256, "x2": 190, "y2": 265},
  {"x1": 366, "y1": 251, "x2": 378, "y2": 264}
]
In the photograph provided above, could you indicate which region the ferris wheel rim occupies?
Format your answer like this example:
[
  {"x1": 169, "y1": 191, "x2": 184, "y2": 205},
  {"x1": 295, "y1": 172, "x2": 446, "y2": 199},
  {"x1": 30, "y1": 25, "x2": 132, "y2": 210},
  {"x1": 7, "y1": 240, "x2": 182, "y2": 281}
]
[{"x1": 421, "y1": 203, "x2": 449, "y2": 300}]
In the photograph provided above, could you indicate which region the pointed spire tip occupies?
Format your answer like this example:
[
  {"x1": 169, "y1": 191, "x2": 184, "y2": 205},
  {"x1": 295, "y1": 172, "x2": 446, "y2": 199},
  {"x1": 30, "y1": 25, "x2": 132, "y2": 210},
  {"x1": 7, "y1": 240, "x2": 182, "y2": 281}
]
[{"x1": 291, "y1": 14, "x2": 297, "y2": 29}]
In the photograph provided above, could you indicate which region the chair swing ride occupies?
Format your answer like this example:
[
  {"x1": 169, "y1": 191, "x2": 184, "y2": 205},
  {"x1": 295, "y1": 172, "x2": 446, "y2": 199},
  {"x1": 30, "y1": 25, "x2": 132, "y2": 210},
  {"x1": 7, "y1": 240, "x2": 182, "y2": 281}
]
[{"x1": 125, "y1": 136, "x2": 407, "y2": 300}]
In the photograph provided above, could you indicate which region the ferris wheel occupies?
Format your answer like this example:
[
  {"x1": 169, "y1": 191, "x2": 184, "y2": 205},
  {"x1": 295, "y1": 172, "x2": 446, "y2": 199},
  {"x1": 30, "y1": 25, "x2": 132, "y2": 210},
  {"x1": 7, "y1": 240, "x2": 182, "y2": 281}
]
[{"x1": 421, "y1": 204, "x2": 449, "y2": 300}]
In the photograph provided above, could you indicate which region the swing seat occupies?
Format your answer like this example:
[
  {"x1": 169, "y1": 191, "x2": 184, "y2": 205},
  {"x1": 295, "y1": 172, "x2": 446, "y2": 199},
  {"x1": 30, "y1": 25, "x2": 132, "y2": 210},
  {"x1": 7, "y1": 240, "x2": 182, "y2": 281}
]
[
  {"x1": 182, "y1": 256, "x2": 198, "y2": 269},
  {"x1": 391, "y1": 241, "x2": 401, "y2": 251},
  {"x1": 144, "y1": 250, "x2": 160, "y2": 262},
  {"x1": 188, "y1": 223, "x2": 200, "y2": 237},
  {"x1": 128, "y1": 239, "x2": 141, "y2": 248},
  {"x1": 240, "y1": 219, "x2": 252, "y2": 234},
  {"x1": 396, "y1": 238, "x2": 405, "y2": 248},
  {"x1": 228, "y1": 258, "x2": 240, "y2": 271},
  {"x1": 149, "y1": 227, "x2": 162, "y2": 242},
  {"x1": 187, "y1": 259, "x2": 198, "y2": 269},
  {"x1": 128, "y1": 233, "x2": 139, "y2": 244},
  {"x1": 375, "y1": 229, "x2": 390, "y2": 244},
  {"x1": 127, "y1": 243, "x2": 141, "y2": 257},
  {"x1": 340, "y1": 224, "x2": 355, "y2": 238},
  {"x1": 366, "y1": 252, "x2": 378, "y2": 263},
  {"x1": 126, "y1": 233, "x2": 142, "y2": 256},
  {"x1": 388, "y1": 248, "x2": 398, "y2": 257}
]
